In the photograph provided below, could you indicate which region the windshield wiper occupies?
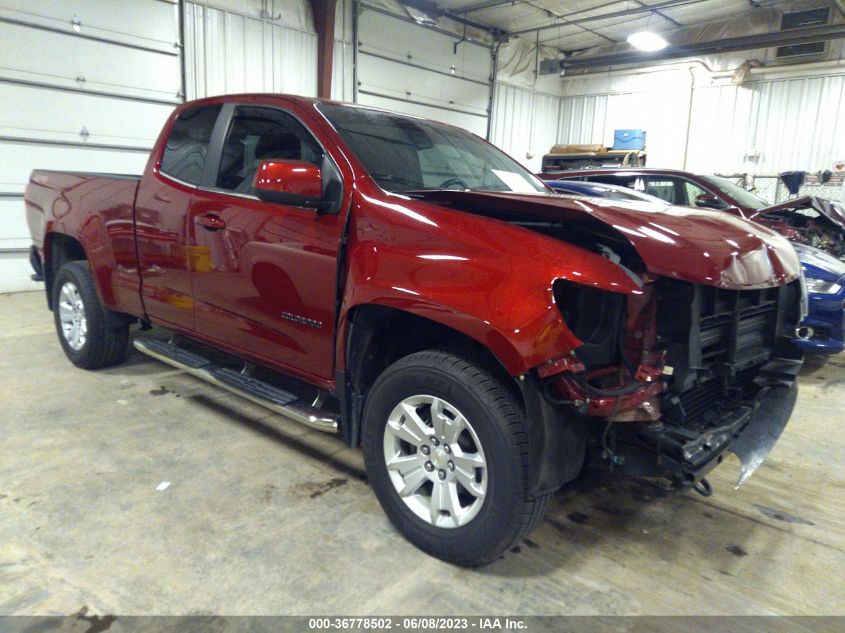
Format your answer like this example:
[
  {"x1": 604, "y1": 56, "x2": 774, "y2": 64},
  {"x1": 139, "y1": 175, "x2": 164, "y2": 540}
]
[{"x1": 371, "y1": 173, "x2": 423, "y2": 190}]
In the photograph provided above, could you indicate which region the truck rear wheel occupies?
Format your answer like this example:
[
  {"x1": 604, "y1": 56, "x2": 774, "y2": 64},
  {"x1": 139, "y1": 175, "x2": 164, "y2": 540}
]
[
  {"x1": 362, "y1": 350, "x2": 550, "y2": 566},
  {"x1": 52, "y1": 261, "x2": 129, "y2": 369}
]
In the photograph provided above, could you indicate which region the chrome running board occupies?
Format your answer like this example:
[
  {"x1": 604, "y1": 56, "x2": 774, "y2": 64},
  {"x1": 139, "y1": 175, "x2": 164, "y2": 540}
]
[{"x1": 133, "y1": 338, "x2": 339, "y2": 433}]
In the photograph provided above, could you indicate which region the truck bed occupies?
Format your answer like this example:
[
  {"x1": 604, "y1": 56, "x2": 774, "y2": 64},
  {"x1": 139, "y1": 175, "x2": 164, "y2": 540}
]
[{"x1": 25, "y1": 169, "x2": 143, "y2": 316}]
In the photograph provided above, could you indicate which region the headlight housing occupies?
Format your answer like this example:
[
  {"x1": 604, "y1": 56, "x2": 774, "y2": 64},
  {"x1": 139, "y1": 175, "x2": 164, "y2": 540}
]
[{"x1": 804, "y1": 277, "x2": 842, "y2": 294}]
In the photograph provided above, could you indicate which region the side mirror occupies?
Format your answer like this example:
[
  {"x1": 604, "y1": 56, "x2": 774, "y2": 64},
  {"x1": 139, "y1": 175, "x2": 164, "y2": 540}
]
[
  {"x1": 253, "y1": 159, "x2": 328, "y2": 210},
  {"x1": 694, "y1": 193, "x2": 728, "y2": 210}
]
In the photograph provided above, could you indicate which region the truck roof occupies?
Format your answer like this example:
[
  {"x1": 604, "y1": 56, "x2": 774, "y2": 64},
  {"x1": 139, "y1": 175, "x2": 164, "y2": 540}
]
[{"x1": 172, "y1": 93, "x2": 473, "y2": 133}]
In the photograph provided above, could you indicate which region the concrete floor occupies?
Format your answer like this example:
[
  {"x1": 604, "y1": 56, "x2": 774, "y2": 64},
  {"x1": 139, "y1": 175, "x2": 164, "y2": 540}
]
[{"x1": 2, "y1": 290, "x2": 845, "y2": 616}]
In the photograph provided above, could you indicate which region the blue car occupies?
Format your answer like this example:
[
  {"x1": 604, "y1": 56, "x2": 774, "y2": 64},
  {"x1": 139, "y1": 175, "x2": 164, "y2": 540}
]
[
  {"x1": 547, "y1": 178, "x2": 845, "y2": 355},
  {"x1": 793, "y1": 243, "x2": 845, "y2": 354}
]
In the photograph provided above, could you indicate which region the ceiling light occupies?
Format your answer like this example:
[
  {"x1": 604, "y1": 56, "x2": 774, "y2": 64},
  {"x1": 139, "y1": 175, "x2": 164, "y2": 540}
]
[{"x1": 627, "y1": 30, "x2": 669, "y2": 52}]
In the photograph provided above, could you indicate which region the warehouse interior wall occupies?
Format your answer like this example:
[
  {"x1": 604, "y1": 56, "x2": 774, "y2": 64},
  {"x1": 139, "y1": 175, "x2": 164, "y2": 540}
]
[
  {"x1": 493, "y1": 52, "x2": 845, "y2": 179},
  {"x1": 332, "y1": 0, "x2": 354, "y2": 102},
  {"x1": 183, "y1": 0, "x2": 318, "y2": 100},
  {"x1": 0, "y1": 0, "x2": 182, "y2": 293},
  {"x1": 554, "y1": 57, "x2": 845, "y2": 178},
  {"x1": 6, "y1": 0, "x2": 845, "y2": 292},
  {"x1": 334, "y1": 0, "x2": 493, "y2": 137},
  {"x1": 488, "y1": 37, "x2": 568, "y2": 172}
]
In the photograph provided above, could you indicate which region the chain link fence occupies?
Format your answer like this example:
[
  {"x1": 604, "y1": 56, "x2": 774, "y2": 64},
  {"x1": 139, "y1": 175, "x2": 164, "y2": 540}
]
[{"x1": 715, "y1": 173, "x2": 845, "y2": 206}]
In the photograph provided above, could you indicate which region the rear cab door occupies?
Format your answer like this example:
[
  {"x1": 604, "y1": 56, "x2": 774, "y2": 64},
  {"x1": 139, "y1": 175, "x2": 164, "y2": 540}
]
[
  {"x1": 186, "y1": 99, "x2": 350, "y2": 385},
  {"x1": 135, "y1": 104, "x2": 222, "y2": 330}
]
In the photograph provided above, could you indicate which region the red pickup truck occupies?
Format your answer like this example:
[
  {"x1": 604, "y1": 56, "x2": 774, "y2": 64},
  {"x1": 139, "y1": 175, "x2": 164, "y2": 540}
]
[{"x1": 26, "y1": 94, "x2": 804, "y2": 566}]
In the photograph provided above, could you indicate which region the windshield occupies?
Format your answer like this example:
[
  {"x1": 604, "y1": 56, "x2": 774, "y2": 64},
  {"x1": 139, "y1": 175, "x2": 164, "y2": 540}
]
[
  {"x1": 700, "y1": 175, "x2": 770, "y2": 210},
  {"x1": 318, "y1": 104, "x2": 547, "y2": 194}
]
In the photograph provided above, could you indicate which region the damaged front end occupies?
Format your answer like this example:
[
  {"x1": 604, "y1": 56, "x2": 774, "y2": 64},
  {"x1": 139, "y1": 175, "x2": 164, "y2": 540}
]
[
  {"x1": 753, "y1": 196, "x2": 845, "y2": 261},
  {"x1": 404, "y1": 188, "x2": 805, "y2": 494},
  {"x1": 541, "y1": 276, "x2": 804, "y2": 492}
]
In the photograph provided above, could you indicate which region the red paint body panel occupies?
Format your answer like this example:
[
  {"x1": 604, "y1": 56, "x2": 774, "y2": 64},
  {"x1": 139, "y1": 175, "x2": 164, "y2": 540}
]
[
  {"x1": 750, "y1": 195, "x2": 845, "y2": 229},
  {"x1": 188, "y1": 187, "x2": 346, "y2": 381},
  {"x1": 134, "y1": 170, "x2": 196, "y2": 330},
  {"x1": 24, "y1": 94, "x2": 802, "y2": 390},
  {"x1": 409, "y1": 189, "x2": 799, "y2": 289},
  {"x1": 339, "y1": 181, "x2": 642, "y2": 375},
  {"x1": 25, "y1": 171, "x2": 144, "y2": 317},
  {"x1": 254, "y1": 160, "x2": 323, "y2": 199}
]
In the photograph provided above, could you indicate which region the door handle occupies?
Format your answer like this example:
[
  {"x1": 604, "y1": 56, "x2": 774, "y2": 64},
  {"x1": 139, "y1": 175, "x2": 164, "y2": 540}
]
[{"x1": 197, "y1": 213, "x2": 226, "y2": 231}]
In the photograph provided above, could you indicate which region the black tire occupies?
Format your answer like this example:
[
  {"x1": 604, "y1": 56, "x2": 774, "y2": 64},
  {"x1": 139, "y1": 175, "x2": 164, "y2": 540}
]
[
  {"x1": 362, "y1": 350, "x2": 551, "y2": 566},
  {"x1": 52, "y1": 260, "x2": 129, "y2": 369}
]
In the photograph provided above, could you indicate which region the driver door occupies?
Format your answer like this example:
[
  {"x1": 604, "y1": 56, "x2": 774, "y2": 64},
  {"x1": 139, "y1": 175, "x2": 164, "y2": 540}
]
[{"x1": 188, "y1": 105, "x2": 346, "y2": 382}]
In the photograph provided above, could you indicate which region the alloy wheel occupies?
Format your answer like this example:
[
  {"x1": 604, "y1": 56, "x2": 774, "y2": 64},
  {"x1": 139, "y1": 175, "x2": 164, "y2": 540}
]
[
  {"x1": 58, "y1": 282, "x2": 87, "y2": 351},
  {"x1": 382, "y1": 394, "x2": 487, "y2": 528}
]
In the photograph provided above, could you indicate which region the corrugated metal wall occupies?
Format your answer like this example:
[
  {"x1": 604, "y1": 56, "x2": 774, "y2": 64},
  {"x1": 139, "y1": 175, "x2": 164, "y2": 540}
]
[
  {"x1": 331, "y1": 0, "x2": 354, "y2": 102},
  {"x1": 686, "y1": 74, "x2": 845, "y2": 174},
  {"x1": 489, "y1": 83, "x2": 560, "y2": 172},
  {"x1": 549, "y1": 67, "x2": 845, "y2": 177},
  {"x1": 557, "y1": 94, "x2": 609, "y2": 146},
  {"x1": 184, "y1": 1, "x2": 318, "y2": 99},
  {"x1": 490, "y1": 81, "x2": 690, "y2": 174},
  {"x1": 556, "y1": 71, "x2": 693, "y2": 170}
]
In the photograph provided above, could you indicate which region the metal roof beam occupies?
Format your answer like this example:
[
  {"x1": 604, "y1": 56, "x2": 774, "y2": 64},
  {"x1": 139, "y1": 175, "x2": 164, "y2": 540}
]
[
  {"x1": 455, "y1": 0, "x2": 522, "y2": 14},
  {"x1": 560, "y1": 22, "x2": 845, "y2": 70},
  {"x1": 508, "y1": 0, "x2": 708, "y2": 38},
  {"x1": 634, "y1": 0, "x2": 682, "y2": 27},
  {"x1": 394, "y1": 0, "x2": 505, "y2": 34}
]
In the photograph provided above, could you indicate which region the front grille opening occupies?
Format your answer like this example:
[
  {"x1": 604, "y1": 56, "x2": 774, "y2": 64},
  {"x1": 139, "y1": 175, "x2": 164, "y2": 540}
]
[
  {"x1": 670, "y1": 367, "x2": 759, "y2": 430},
  {"x1": 656, "y1": 280, "x2": 785, "y2": 428},
  {"x1": 697, "y1": 286, "x2": 780, "y2": 369}
]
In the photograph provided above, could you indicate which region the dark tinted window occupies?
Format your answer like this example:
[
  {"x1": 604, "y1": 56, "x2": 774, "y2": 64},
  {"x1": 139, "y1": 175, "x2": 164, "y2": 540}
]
[
  {"x1": 160, "y1": 105, "x2": 221, "y2": 185},
  {"x1": 216, "y1": 107, "x2": 322, "y2": 193}
]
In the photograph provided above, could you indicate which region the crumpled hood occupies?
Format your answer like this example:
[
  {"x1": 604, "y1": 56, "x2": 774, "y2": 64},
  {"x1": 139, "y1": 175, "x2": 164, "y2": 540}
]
[
  {"x1": 413, "y1": 190, "x2": 801, "y2": 290},
  {"x1": 756, "y1": 195, "x2": 845, "y2": 230}
]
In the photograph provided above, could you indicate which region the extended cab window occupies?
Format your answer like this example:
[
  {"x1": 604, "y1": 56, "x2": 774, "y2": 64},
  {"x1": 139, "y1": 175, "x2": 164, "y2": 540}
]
[
  {"x1": 160, "y1": 105, "x2": 221, "y2": 185},
  {"x1": 216, "y1": 107, "x2": 322, "y2": 194}
]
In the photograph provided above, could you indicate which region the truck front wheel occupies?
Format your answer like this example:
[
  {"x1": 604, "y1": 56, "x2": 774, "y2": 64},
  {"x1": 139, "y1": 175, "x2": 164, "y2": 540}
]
[
  {"x1": 52, "y1": 261, "x2": 129, "y2": 369},
  {"x1": 362, "y1": 350, "x2": 550, "y2": 566}
]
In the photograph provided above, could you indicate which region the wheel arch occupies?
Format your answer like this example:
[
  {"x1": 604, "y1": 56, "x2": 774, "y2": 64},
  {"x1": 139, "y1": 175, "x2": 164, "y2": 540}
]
[
  {"x1": 43, "y1": 232, "x2": 87, "y2": 310},
  {"x1": 336, "y1": 302, "x2": 587, "y2": 497},
  {"x1": 336, "y1": 303, "x2": 522, "y2": 448}
]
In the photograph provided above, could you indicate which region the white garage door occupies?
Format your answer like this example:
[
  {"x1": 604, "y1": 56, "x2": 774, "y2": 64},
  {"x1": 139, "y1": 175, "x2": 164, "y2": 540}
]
[
  {"x1": 0, "y1": 0, "x2": 181, "y2": 292},
  {"x1": 356, "y1": 5, "x2": 492, "y2": 137}
]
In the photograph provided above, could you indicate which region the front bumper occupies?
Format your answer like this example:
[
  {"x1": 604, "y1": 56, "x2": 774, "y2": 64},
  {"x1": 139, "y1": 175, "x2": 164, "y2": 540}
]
[{"x1": 596, "y1": 359, "x2": 801, "y2": 487}]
